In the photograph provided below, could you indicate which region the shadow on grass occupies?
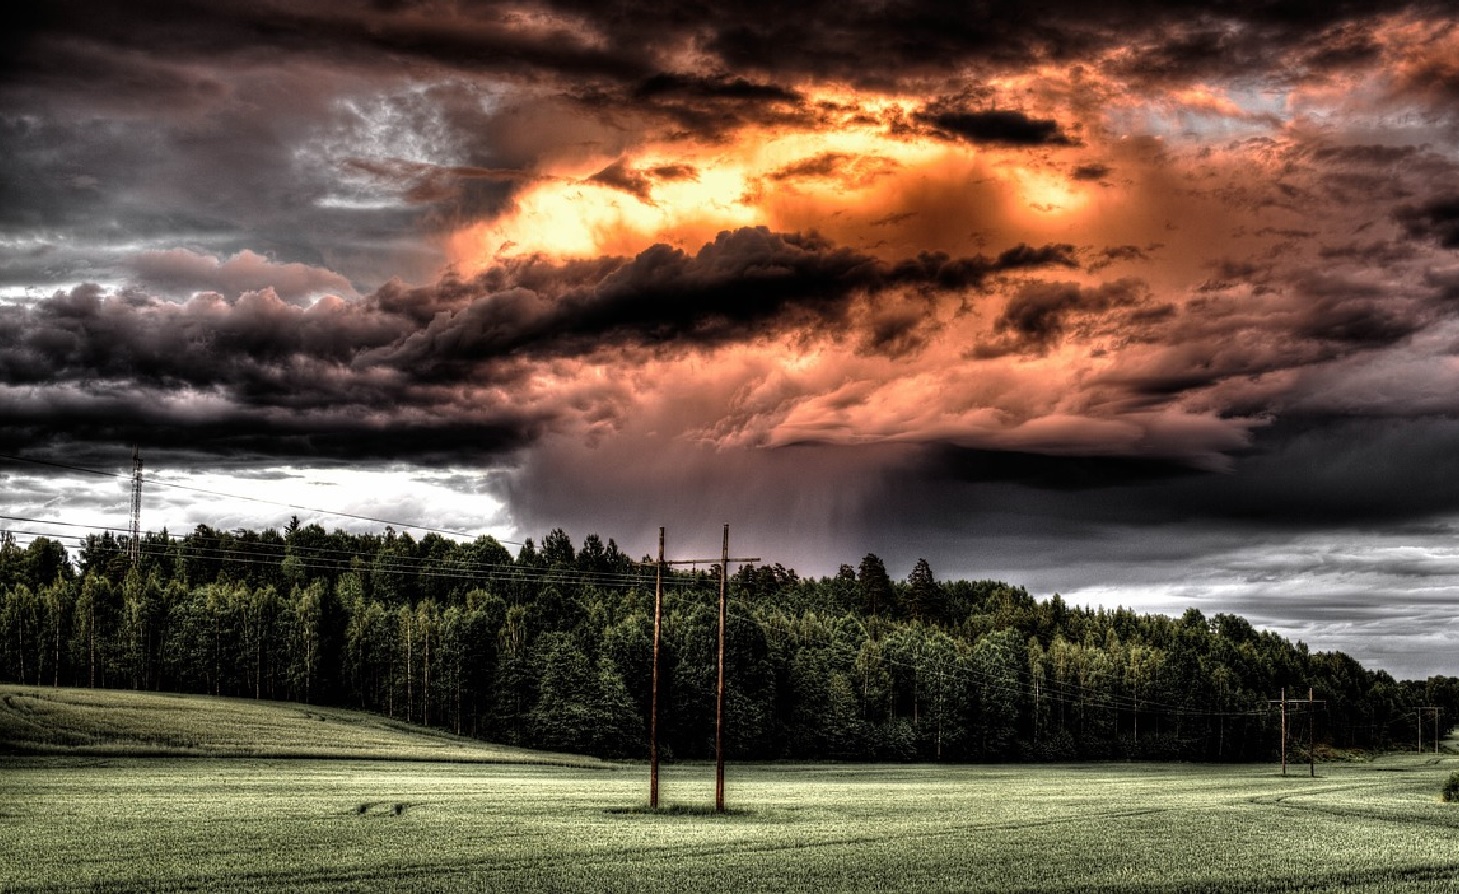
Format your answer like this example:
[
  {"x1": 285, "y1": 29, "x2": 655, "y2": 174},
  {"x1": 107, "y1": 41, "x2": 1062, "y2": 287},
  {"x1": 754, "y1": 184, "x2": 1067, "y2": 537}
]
[{"x1": 604, "y1": 805, "x2": 754, "y2": 816}]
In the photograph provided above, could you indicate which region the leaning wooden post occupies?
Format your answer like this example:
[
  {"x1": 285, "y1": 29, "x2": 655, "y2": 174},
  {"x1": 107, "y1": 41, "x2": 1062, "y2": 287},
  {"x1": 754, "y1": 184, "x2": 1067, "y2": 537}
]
[
  {"x1": 650, "y1": 527, "x2": 664, "y2": 808},
  {"x1": 715, "y1": 523, "x2": 729, "y2": 814}
]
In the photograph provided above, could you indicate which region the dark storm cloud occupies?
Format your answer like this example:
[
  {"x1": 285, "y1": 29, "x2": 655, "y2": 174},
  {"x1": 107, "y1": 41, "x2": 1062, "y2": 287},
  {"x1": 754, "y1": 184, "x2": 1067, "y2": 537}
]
[
  {"x1": 0, "y1": 285, "x2": 403, "y2": 390},
  {"x1": 974, "y1": 278, "x2": 1147, "y2": 356},
  {"x1": 904, "y1": 415, "x2": 1459, "y2": 530},
  {"x1": 4, "y1": 0, "x2": 651, "y2": 84},
  {"x1": 1071, "y1": 163, "x2": 1112, "y2": 182},
  {"x1": 1087, "y1": 245, "x2": 1152, "y2": 272},
  {"x1": 914, "y1": 108, "x2": 1077, "y2": 147},
  {"x1": 555, "y1": 0, "x2": 1435, "y2": 91},
  {"x1": 577, "y1": 73, "x2": 814, "y2": 141},
  {"x1": 1291, "y1": 287, "x2": 1421, "y2": 347},
  {"x1": 369, "y1": 229, "x2": 1080, "y2": 375},
  {"x1": 632, "y1": 73, "x2": 802, "y2": 102},
  {"x1": 1103, "y1": 4, "x2": 1424, "y2": 87},
  {"x1": 1317, "y1": 241, "x2": 1418, "y2": 267},
  {"x1": 585, "y1": 159, "x2": 655, "y2": 201},
  {"x1": 584, "y1": 158, "x2": 698, "y2": 202},
  {"x1": 884, "y1": 244, "x2": 1079, "y2": 291},
  {"x1": 1395, "y1": 197, "x2": 1459, "y2": 249},
  {"x1": 766, "y1": 153, "x2": 855, "y2": 181},
  {"x1": 0, "y1": 400, "x2": 539, "y2": 467},
  {"x1": 10, "y1": 1, "x2": 1431, "y2": 112},
  {"x1": 0, "y1": 229, "x2": 1079, "y2": 457}
]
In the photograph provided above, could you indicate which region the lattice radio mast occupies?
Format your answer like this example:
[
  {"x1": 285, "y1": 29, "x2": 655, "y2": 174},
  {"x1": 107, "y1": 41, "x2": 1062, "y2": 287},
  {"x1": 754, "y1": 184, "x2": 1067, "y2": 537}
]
[{"x1": 129, "y1": 445, "x2": 143, "y2": 567}]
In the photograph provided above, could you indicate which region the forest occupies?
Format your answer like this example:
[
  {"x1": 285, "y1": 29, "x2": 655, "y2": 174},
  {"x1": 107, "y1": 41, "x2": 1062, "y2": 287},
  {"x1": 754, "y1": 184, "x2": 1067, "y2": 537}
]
[{"x1": 1, "y1": 521, "x2": 1455, "y2": 762}]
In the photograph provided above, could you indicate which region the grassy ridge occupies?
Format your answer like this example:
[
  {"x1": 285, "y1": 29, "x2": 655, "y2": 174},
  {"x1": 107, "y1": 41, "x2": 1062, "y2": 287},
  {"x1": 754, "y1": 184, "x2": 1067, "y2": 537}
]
[{"x1": 0, "y1": 685, "x2": 605, "y2": 766}]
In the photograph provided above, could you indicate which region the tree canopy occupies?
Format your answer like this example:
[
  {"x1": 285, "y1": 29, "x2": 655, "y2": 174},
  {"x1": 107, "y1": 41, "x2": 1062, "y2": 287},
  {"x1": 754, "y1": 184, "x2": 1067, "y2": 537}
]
[{"x1": 2, "y1": 528, "x2": 1453, "y2": 761}]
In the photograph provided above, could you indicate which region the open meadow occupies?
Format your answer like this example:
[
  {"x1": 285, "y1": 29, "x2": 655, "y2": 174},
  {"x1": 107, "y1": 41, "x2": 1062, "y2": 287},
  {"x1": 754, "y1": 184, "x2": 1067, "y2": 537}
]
[{"x1": 4, "y1": 687, "x2": 1459, "y2": 893}]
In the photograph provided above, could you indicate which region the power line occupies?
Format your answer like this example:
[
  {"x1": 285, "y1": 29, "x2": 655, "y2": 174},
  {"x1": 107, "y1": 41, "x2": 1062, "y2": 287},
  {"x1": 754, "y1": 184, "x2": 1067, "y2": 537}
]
[
  {"x1": 0, "y1": 514, "x2": 713, "y2": 594},
  {"x1": 1, "y1": 510, "x2": 767, "y2": 594}
]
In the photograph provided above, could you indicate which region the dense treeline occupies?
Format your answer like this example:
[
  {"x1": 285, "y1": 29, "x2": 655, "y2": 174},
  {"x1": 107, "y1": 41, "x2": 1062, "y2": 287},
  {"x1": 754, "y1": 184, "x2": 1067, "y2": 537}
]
[{"x1": 2, "y1": 522, "x2": 1455, "y2": 761}]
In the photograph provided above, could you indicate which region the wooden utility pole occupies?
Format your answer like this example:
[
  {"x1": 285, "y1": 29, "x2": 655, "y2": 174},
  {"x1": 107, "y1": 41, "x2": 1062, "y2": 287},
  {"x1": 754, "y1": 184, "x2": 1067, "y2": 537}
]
[
  {"x1": 647, "y1": 526, "x2": 758, "y2": 812},
  {"x1": 1270, "y1": 688, "x2": 1324, "y2": 777},
  {"x1": 1279, "y1": 688, "x2": 1287, "y2": 776},
  {"x1": 716, "y1": 525, "x2": 730, "y2": 813},
  {"x1": 649, "y1": 527, "x2": 664, "y2": 808}
]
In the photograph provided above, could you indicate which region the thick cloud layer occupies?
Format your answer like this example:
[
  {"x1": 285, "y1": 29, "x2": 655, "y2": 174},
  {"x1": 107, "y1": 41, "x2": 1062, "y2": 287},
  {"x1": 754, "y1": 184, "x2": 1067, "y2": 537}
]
[
  {"x1": 7, "y1": 0, "x2": 1459, "y2": 677},
  {"x1": 0, "y1": 230, "x2": 1084, "y2": 456}
]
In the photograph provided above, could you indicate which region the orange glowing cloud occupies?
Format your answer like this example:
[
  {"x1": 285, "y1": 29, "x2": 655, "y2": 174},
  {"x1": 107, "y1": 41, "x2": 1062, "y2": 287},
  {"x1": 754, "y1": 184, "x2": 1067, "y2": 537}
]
[{"x1": 444, "y1": 85, "x2": 1121, "y2": 271}]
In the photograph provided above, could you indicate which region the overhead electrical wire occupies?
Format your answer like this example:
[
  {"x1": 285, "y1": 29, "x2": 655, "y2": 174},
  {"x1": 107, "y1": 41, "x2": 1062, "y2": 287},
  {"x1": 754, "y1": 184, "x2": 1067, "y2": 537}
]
[{"x1": 0, "y1": 514, "x2": 710, "y2": 594}]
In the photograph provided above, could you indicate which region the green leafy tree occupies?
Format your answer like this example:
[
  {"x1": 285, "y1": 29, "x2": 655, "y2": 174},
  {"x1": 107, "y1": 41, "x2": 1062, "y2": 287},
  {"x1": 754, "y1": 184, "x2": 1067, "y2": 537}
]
[
  {"x1": 920, "y1": 628, "x2": 968, "y2": 759},
  {"x1": 38, "y1": 576, "x2": 76, "y2": 687},
  {"x1": 528, "y1": 633, "x2": 598, "y2": 753},
  {"x1": 118, "y1": 569, "x2": 165, "y2": 690},
  {"x1": 1, "y1": 583, "x2": 39, "y2": 684}
]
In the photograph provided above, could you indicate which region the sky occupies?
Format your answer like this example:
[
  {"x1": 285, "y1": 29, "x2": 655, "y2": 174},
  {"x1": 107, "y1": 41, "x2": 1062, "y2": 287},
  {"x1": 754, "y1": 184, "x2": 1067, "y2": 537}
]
[{"x1": 4, "y1": 1, "x2": 1459, "y2": 679}]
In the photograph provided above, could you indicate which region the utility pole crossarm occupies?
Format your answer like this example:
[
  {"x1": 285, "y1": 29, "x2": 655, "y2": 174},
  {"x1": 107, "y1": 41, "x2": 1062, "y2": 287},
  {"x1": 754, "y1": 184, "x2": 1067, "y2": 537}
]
[{"x1": 662, "y1": 557, "x2": 760, "y2": 565}]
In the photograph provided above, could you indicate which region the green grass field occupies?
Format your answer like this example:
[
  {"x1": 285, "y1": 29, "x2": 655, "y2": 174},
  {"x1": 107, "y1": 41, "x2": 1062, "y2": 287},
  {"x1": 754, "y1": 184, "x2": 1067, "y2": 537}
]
[
  {"x1": 3, "y1": 686, "x2": 1459, "y2": 893},
  {"x1": 0, "y1": 685, "x2": 601, "y2": 765}
]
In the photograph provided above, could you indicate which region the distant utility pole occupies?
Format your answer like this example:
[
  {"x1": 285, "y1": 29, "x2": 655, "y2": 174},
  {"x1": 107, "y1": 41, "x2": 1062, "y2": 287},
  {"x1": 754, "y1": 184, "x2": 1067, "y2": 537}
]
[
  {"x1": 1418, "y1": 706, "x2": 1441, "y2": 755},
  {"x1": 129, "y1": 445, "x2": 143, "y2": 568},
  {"x1": 1270, "y1": 688, "x2": 1324, "y2": 777},
  {"x1": 646, "y1": 525, "x2": 757, "y2": 813}
]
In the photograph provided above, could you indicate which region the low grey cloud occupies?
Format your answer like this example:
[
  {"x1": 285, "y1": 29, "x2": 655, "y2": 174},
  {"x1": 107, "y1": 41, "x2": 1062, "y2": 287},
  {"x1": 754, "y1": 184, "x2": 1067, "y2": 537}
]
[{"x1": 125, "y1": 249, "x2": 359, "y2": 304}]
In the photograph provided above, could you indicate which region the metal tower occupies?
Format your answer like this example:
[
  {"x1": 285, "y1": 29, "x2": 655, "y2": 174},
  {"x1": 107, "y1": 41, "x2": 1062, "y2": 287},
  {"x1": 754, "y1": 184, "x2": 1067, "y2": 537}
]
[{"x1": 129, "y1": 445, "x2": 143, "y2": 567}]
